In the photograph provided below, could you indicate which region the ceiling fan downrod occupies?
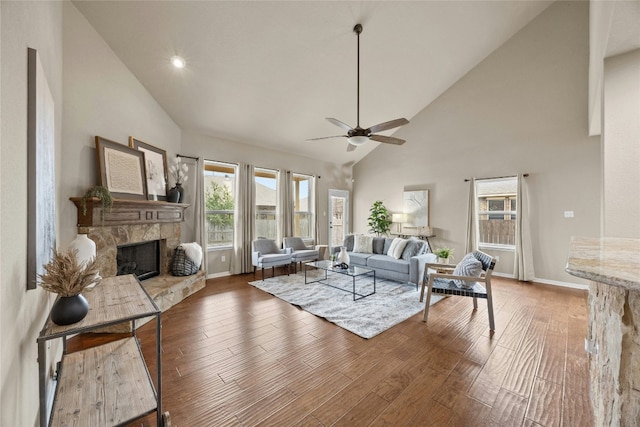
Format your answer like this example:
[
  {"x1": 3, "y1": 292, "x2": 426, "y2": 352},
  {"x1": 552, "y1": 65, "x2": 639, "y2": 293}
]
[{"x1": 354, "y1": 23, "x2": 362, "y2": 129}]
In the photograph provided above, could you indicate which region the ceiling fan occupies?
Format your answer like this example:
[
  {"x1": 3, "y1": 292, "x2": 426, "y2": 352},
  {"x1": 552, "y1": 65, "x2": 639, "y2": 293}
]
[{"x1": 308, "y1": 23, "x2": 409, "y2": 152}]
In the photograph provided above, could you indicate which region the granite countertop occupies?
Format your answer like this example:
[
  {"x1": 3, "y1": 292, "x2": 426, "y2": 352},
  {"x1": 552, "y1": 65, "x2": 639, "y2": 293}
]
[{"x1": 566, "y1": 237, "x2": 640, "y2": 291}]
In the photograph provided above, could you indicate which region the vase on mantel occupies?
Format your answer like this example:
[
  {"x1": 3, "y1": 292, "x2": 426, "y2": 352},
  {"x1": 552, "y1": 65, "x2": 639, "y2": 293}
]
[{"x1": 167, "y1": 185, "x2": 181, "y2": 203}]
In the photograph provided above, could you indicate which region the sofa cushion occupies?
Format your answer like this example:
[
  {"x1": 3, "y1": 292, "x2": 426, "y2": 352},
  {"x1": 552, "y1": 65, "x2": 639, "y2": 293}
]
[
  {"x1": 367, "y1": 255, "x2": 410, "y2": 274},
  {"x1": 353, "y1": 234, "x2": 373, "y2": 253},
  {"x1": 387, "y1": 238, "x2": 409, "y2": 259},
  {"x1": 401, "y1": 238, "x2": 427, "y2": 261},
  {"x1": 452, "y1": 253, "x2": 484, "y2": 288},
  {"x1": 348, "y1": 252, "x2": 371, "y2": 266},
  {"x1": 372, "y1": 237, "x2": 386, "y2": 254}
]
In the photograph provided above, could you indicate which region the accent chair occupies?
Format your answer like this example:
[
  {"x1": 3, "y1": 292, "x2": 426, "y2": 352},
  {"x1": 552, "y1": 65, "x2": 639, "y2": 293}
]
[
  {"x1": 421, "y1": 250, "x2": 497, "y2": 331},
  {"x1": 283, "y1": 237, "x2": 319, "y2": 273},
  {"x1": 252, "y1": 239, "x2": 292, "y2": 280}
]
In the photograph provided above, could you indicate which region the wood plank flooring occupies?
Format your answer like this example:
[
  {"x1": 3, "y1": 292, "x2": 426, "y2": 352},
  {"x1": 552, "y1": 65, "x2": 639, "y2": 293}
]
[{"x1": 68, "y1": 273, "x2": 594, "y2": 427}]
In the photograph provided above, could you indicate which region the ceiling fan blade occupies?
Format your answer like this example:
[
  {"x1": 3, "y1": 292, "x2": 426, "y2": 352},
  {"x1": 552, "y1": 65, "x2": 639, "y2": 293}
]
[
  {"x1": 326, "y1": 118, "x2": 354, "y2": 132},
  {"x1": 367, "y1": 118, "x2": 409, "y2": 134},
  {"x1": 346, "y1": 143, "x2": 357, "y2": 152},
  {"x1": 306, "y1": 135, "x2": 347, "y2": 141},
  {"x1": 370, "y1": 134, "x2": 406, "y2": 145}
]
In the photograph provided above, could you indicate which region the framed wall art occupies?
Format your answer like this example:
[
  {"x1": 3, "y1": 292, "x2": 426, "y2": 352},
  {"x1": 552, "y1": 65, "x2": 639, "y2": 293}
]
[
  {"x1": 95, "y1": 136, "x2": 148, "y2": 200},
  {"x1": 129, "y1": 137, "x2": 169, "y2": 201},
  {"x1": 27, "y1": 47, "x2": 56, "y2": 290},
  {"x1": 403, "y1": 189, "x2": 429, "y2": 228}
]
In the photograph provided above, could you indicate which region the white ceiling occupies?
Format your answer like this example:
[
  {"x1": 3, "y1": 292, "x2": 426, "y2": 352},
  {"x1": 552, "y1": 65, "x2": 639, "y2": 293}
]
[{"x1": 72, "y1": 0, "x2": 553, "y2": 165}]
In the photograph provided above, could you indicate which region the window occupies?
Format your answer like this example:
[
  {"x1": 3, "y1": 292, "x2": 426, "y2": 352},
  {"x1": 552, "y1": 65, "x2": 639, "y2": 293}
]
[
  {"x1": 476, "y1": 177, "x2": 517, "y2": 248},
  {"x1": 255, "y1": 168, "x2": 278, "y2": 240},
  {"x1": 292, "y1": 173, "x2": 314, "y2": 240},
  {"x1": 204, "y1": 161, "x2": 236, "y2": 248}
]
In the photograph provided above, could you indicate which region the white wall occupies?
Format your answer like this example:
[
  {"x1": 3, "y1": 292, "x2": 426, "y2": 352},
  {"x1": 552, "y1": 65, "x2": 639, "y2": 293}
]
[
  {"x1": 60, "y1": 2, "x2": 182, "y2": 248},
  {"x1": 181, "y1": 130, "x2": 352, "y2": 275},
  {"x1": 353, "y1": 2, "x2": 600, "y2": 285},
  {"x1": 603, "y1": 49, "x2": 640, "y2": 238},
  {"x1": 1, "y1": 2, "x2": 63, "y2": 425}
]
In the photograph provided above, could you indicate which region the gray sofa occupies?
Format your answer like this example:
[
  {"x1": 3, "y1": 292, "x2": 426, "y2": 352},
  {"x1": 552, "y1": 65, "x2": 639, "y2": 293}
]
[{"x1": 333, "y1": 235, "x2": 437, "y2": 288}]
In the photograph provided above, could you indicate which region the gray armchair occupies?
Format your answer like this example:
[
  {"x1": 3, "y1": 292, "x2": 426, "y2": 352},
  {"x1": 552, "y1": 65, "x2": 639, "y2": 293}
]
[
  {"x1": 283, "y1": 237, "x2": 319, "y2": 273},
  {"x1": 252, "y1": 239, "x2": 292, "y2": 280}
]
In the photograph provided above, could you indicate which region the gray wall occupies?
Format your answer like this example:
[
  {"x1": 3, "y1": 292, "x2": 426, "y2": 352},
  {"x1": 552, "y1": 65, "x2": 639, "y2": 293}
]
[
  {"x1": 1, "y1": 2, "x2": 63, "y2": 425},
  {"x1": 181, "y1": 130, "x2": 352, "y2": 276},
  {"x1": 603, "y1": 49, "x2": 640, "y2": 238},
  {"x1": 352, "y1": 2, "x2": 600, "y2": 285},
  {"x1": 61, "y1": 2, "x2": 182, "y2": 248}
]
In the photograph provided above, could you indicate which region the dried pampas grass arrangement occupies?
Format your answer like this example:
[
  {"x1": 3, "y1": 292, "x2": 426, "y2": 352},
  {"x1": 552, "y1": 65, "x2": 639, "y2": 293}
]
[{"x1": 38, "y1": 248, "x2": 101, "y2": 297}]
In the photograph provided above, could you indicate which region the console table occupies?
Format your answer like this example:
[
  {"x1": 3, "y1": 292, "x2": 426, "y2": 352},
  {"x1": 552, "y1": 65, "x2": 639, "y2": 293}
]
[{"x1": 37, "y1": 275, "x2": 170, "y2": 426}]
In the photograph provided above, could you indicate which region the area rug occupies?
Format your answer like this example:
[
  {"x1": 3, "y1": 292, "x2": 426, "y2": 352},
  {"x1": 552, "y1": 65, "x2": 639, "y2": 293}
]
[{"x1": 248, "y1": 271, "x2": 443, "y2": 339}]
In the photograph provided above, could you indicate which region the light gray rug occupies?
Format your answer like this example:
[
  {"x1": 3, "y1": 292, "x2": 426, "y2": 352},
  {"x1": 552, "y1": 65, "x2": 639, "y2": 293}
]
[{"x1": 248, "y1": 271, "x2": 443, "y2": 339}]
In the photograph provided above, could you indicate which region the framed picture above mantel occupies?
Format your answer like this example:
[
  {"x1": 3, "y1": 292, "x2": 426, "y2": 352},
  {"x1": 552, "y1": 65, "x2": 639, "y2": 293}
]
[
  {"x1": 129, "y1": 136, "x2": 169, "y2": 201},
  {"x1": 95, "y1": 136, "x2": 148, "y2": 200}
]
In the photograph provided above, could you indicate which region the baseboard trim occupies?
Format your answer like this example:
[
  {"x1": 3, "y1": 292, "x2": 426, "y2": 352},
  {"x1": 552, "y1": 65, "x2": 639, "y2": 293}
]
[
  {"x1": 533, "y1": 277, "x2": 589, "y2": 290},
  {"x1": 493, "y1": 272, "x2": 588, "y2": 290},
  {"x1": 207, "y1": 271, "x2": 231, "y2": 279}
]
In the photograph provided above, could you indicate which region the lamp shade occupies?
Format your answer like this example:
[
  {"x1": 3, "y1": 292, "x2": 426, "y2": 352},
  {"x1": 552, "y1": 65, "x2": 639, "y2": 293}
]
[
  {"x1": 392, "y1": 213, "x2": 407, "y2": 223},
  {"x1": 347, "y1": 135, "x2": 369, "y2": 146}
]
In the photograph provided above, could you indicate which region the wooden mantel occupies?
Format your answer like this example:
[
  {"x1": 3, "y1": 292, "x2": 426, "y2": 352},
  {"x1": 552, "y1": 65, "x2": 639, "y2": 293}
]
[{"x1": 70, "y1": 197, "x2": 189, "y2": 227}]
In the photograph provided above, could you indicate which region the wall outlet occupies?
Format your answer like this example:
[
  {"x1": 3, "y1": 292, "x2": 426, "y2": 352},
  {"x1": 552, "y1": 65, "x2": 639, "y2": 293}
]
[
  {"x1": 495, "y1": 255, "x2": 500, "y2": 262},
  {"x1": 221, "y1": 255, "x2": 226, "y2": 262},
  {"x1": 585, "y1": 338, "x2": 598, "y2": 355},
  {"x1": 564, "y1": 211, "x2": 574, "y2": 218}
]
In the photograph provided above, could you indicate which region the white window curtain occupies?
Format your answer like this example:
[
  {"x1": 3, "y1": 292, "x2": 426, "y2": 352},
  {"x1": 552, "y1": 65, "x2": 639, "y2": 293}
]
[
  {"x1": 277, "y1": 169, "x2": 293, "y2": 245},
  {"x1": 231, "y1": 163, "x2": 255, "y2": 274},
  {"x1": 313, "y1": 177, "x2": 319, "y2": 245},
  {"x1": 514, "y1": 173, "x2": 535, "y2": 281},
  {"x1": 177, "y1": 155, "x2": 207, "y2": 274},
  {"x1": 465, "y1": 179, "x2": 478, "y2": 253}
]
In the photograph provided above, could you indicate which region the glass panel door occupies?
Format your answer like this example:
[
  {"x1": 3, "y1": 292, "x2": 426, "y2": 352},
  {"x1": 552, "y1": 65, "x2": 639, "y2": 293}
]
[{"x1": 328, "y1": 189, "x2": 349, "y2": 250}]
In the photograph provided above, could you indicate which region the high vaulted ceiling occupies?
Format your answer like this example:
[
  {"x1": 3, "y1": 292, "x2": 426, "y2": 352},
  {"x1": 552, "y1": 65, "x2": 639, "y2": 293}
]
[{"x1": 73, "y1": 1, "x2": 553, "y2": 165}]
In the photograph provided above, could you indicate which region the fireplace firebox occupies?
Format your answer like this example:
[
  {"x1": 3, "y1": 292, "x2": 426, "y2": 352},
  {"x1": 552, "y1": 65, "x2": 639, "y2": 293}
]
[{"x1": 117, "y1": 240, "x2": 160, "y2": 281}]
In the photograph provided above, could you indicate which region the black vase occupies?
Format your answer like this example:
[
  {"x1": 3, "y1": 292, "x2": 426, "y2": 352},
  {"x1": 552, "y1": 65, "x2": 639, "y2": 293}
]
[
  {"x1": 167, "y1": 186, "x2": 180, "y2": 203},
  {"x1": 51, "y1": 294, "x2": 89, "y2": 326}
]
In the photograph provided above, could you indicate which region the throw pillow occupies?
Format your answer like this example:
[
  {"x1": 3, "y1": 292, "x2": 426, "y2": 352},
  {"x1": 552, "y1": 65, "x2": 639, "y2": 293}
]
[
  {"x1": 372, "y1": 237, "x2": 386, "y2": 254},
  {"x1": 401, "y1": 238, "x2": 427, "y2": 261},
  {"x1": 353, "y1": 234, "x2": 373, "y2": 254},
  {"x1": 387, "y1": 238, "x2": 409, "y2": 259},
  {"x1": 343, "y1": 234, "x2": 355, "y2": 252},
  {"x1": 452, "y1": 253, "x2": 484, "y2": 289},
  {"x1": 386, "y1": 238, "x2": 402, "y2": 257},
  {"x1": 383, "y1": 238, "x2": 394, "y2": 254}
]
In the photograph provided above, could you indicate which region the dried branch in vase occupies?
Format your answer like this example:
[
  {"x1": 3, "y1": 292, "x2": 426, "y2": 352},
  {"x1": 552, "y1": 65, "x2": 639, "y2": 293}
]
[{"x1": 37, "y1": 248, "x2": 101, "y2": 297}]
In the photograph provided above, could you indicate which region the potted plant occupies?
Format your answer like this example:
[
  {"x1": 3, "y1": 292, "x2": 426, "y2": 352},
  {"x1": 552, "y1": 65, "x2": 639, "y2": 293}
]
[
  {"x1": 434, "y1": 247, "x2": 454, "y2": 264},
  {"x1": 367, "y1": 200, "x2": 392, "y2": 236},
  {"x1": 38, "y1": 248, "x2": 101, "y2": 325},
  {"x1": 80, "y1": 185, "x2": 113, "y2": 226}
]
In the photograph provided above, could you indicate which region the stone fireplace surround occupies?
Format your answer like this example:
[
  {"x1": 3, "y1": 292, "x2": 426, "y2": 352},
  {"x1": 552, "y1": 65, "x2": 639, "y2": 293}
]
[{"x1": 70, "y1": 197, "x2": 206, "y2": 314}]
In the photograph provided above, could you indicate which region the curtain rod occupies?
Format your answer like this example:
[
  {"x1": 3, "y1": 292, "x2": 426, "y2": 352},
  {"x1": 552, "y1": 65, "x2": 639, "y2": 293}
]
[
  {"x1": 464, "y1": 173, "x2": 528, "y2": 182},
  {"x1": 176, "y1": 154, "x2": 199, "y2": 161}
]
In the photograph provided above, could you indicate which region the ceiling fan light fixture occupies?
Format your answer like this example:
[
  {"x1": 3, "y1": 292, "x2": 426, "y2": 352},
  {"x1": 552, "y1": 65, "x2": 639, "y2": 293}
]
[{"x1": 347, "y1": 135, "x2": 369, "y2": 146}]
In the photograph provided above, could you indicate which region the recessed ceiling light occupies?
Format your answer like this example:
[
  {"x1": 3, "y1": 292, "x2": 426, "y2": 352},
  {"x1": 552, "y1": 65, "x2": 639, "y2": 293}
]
[{"x1": 171, "y1": 56, "x2": 185, "y2": 69}]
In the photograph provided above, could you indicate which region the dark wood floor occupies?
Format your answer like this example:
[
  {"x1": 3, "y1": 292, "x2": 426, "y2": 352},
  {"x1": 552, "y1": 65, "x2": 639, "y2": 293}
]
[{"x1": 70, "y1": 272, "x2": 594, "y2": 427}]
